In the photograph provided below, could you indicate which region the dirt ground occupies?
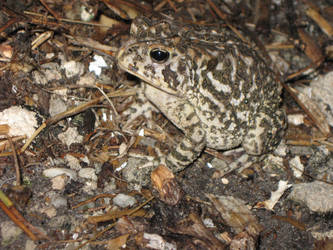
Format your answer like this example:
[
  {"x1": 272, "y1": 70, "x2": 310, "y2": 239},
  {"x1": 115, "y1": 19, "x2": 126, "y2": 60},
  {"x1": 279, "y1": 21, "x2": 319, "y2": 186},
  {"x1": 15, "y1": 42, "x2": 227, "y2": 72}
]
[{"x1": 0, "y1": 0, "x2": 333, "y2": 249}]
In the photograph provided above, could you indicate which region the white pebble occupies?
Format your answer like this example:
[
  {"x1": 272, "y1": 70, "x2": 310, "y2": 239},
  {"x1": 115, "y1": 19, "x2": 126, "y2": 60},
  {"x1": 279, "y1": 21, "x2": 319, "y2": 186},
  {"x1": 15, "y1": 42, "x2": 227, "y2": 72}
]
[
  {"x1": 289, "y1": 156, "x2": 304, "y2": 178},
  {"x1": 0, "y1": 106, "x2": 37, "y2": 139},
  {"x1": 43, "y1": 168, "x2": 77, "y2": 181},
  {"x1": 51, "y1": 175, "x2": 67, "y2": 190},
  {"x1": 61, "y1": 60, "x2": 84, "y2": 78},
  {"x1": 78, "y1": 168, "x2": 97, "y2": 181},
  {"x1": 113, "y1": 193, "x2": 136, "y2": 208}
]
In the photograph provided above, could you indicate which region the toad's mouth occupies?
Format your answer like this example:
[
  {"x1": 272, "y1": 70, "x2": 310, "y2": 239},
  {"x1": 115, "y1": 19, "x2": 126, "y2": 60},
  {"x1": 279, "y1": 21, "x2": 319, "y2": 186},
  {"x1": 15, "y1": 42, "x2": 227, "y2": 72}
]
[{"x1": 117, "y1": 47, "x2": 180, "y2": 97}]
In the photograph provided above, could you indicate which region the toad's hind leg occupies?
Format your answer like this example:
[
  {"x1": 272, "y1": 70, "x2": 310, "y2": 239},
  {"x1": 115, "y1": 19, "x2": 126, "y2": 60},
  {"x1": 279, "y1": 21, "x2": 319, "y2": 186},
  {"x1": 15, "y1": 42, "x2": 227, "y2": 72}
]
[
  {"x1": 242, "y1": 108, "x2": 285, "y2": 155},
  {"x1": 166, "y1": 122, "x2": 206, "y2": 172},
  {"x1": 144, "y1": 84, "x2": 206, "y2": 172}
]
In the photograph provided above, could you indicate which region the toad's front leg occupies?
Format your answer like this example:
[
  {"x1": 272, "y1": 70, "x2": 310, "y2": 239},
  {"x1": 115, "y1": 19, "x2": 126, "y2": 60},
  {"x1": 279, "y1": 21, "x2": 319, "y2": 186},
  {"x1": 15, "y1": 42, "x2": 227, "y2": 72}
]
[{"x1": 144, "y1": 84, "x2": 206, "y2": 172}]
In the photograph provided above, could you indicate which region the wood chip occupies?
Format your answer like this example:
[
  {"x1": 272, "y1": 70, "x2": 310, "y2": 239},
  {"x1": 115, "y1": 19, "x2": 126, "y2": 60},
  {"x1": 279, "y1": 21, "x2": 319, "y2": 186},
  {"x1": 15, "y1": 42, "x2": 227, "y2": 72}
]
[
  {"x1": 286, "y1": 86, "x2": 330, "y2": 137},
  {"x1": 151, "y1": 165, "x2": 182, "y2": 205},
  {"x1": 297, "y1": 28, "x2": 324, "y2": 66}
]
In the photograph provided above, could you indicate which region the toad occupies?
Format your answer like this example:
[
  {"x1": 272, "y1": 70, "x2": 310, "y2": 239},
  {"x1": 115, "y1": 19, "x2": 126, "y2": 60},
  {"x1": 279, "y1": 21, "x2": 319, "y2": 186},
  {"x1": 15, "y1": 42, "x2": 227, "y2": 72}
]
[{"x1": 117, "y1": 16, "x2": 285, "y2": 172}]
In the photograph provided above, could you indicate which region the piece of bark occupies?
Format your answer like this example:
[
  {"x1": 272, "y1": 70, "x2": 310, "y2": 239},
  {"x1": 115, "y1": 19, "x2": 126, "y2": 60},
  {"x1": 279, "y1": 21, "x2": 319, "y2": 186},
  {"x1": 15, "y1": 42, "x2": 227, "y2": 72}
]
[
  {"x1": 254, "y1": 0, "x2": 271, "y2": 35},
  {"x1": 286, "y1": 85, "x2": 330, "y2": 137},
  {"x1": 168, "y1": 213, "x2": 226, "y2": 250},
  {"x1": 151, "y1": 165, "x2": 182, "y2": 205},
  {"x1": 207, "y1": 194, "x2": 263, "y2": 237},
  {"x1": 115, "y1": 216, "x2": 148, "y2": 235},
  {"x1": 230, "y1": 231, "x2": 256, "y2": 250},
  {"x1": 297, "y1": 28, "x2": 324, "y2": 66}
]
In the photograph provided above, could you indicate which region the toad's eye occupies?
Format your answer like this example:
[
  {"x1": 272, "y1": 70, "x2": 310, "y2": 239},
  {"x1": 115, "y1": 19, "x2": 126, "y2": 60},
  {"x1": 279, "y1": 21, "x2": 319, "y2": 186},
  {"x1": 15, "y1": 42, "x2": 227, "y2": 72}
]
[{"x1": 150, "y1": 49, "x2": 169, "y2": 63}]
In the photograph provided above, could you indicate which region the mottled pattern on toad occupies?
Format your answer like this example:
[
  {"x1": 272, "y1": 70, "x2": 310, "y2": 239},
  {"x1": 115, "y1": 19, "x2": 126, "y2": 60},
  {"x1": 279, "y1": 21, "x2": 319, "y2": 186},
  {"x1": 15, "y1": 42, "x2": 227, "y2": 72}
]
[{"x1": 117, "y1": 16, "x2": 285, "y2": 172}]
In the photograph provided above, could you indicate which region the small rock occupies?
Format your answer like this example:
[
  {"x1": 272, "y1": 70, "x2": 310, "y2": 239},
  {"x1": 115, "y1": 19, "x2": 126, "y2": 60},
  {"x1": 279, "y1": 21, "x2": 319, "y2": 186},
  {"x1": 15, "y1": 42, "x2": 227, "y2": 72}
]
[
  {"x1": 78, "y1": 168, "x2": 97, "y2": 180},
  {"x1": 43, "y1": 168, "x2": 77, "y2": 181},
  {"x1": 113, "y1": 193, "x2": 137, "y2": 208},
  {"x1": 0, "y1": 106, "x2": 38, "y2": 139},
  {"x1": 288, "y1": 181, "x2": 333, "y2": 213},
  {"x1": 121, "y1": 158, "x2": 153, "y2": 188},
  {"x1": 221, "y1": 178, "x2": 229, "y2": 185},
  {"x1": 48, "y1": 215, "x2": 71, "y2": 229},
  {"x1": 89, "y1": 55, "x2": 107, "y2": 76},
  {"x1": 45, "y1": 191, "x2": 67, "y2": 209},
  {"x1": 289, "y1": 156, "x2": 304, "y2": 178},
  {"x1": 25, "y1": 239, "x2": 37, "y2": 250},
  {"x1": 58, "y1": 127, "x2": 83, "y2": 146},
  {"x1": 51, "y1": 196, "x2": 68, "y2": 208},
  {"x1": 41, "y1": 63, "x2": 62, "y2": 82},
  {"x1": 64, "y1": 242, "x2": 91, "y2": 250},
  {"x1": 32, "y1": 71, "x2": 48, "y2": 85},
  {"x1": 33, "y1": 62, "x2": 62, "y2": 85},
  {"x1": 311, "y1": 229, "x2": 333, "y2": 241},
  {"x1": 289, "y1": 146, "x2": 313, "y2": 156},
  {"x1": 77, "y1": 73, "x2": 96, "y2": 86},
  {"x1": 103, "y1": 178, "x2": 117, "y2": 193},
  {"x1": 1, "y1": 221, "x2": 23, "y2": 246},
  {"x1": 61, "y1": 60, "x2": 85, "y2": 78},
  {"x1": 310, "y1": 71, "x2": 333, "y2": 127},
  {"x1": 287, "y1": 114, "x2": 305, "y2": 126},
  {"x1": 210, "y1": 157, "x2": 228, "y2": 171},
  {"x1": 41, "y1": 206, "x2": 57, "y2": 218},
  {"x1": 49, "y1": 94, "x2": 67, "y2": 117},
  {"x1": 51, "y1": 175, "x2": 67, "y2": 190},
  {"x1": 143, "y1": 233, "x2": 177, "y2": 250},
  {"x1": 65, "y1": 154, "x2": 81, "y2": 171},
  {"x1": 82, "y1": 180, "x2": 98, "y2": 194},
  {"x1": 274, "y1": 140, "x2": 288, "y2": 157},
  {"x1": 203, "y1": 218, "x2": 215, "y2": 228}
]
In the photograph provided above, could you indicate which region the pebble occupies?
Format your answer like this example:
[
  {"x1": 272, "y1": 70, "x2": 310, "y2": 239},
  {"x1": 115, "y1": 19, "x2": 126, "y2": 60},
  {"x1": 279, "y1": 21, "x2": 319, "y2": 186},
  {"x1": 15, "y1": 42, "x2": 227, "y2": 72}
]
[
  {"x1": 41, "y1": 206, "x2": 57, "y2": 218},
  {"x1": 287, "y1": 114, "x2": 305, "y2": 126},
  {"x1": 289, "y1": 156, "x2": 304, "y2": 178},
  {"x1": 25, "y1": 239, "x2": 37, "y2": 250},
  {"x1": 65, "y1": 154, "x2": 81, "y2": 171},
  {"x1": 89, "y1": 55, "x2": 107, "y2": 76},
  {"x1": 82, "y1": 180, "x2": 98, "y2": 194},
  {"x1": 0, "y1": 106, "x2": 37, "y2": 139},
  {"x1": 1, "y1": 221, "x2": 23, "y2": 245},
  {"x1": 51, "y1": 175, "x2": 67, "y2": 190},
  {"x1": 77, "y1": 73, "x2": 96, "y2": 86},
  {"x1": 143, "y1": 233, "x2": 176, "y2": 250},
  {"x1": 48, "y1": 215, "x2": 71, "y2": 229},
  {"x1": 103, "y1": 179, "x2": 117, "y2": 193},
  {"x1": 78, "y1": 168, "x2": 97, "y2": 180},
  {"x1": 58, "y1": 127, "x2": 83, "y2": 146},
  {"x1": 33, "y1": 62, "x2": 62, "y2": 85},
  {"x1": 310, "y1": 71, "x2": 333, "y2": 127},
  {"x1": 288, "y1": 181, "x2": 333, "y2": 213},
  {"x1": 43, "y1": 168, "x2": 77, "y2": 181},
  {"x1": 61, "y1": 60, "x2": 84, "y2": 78},
  {"x1": 113, "y1": 193, "x2": 137, "y2": 208},
  {"x1": 203, "y1": 218, "x2": 215, "y2": 228},
  {"x1": 49, "y1": 94, "x2": 67, "y2": 117},
  {"x1": 51, "y1": 196, "x2": 68, "y2": 208}
]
